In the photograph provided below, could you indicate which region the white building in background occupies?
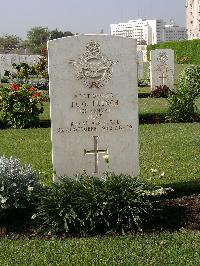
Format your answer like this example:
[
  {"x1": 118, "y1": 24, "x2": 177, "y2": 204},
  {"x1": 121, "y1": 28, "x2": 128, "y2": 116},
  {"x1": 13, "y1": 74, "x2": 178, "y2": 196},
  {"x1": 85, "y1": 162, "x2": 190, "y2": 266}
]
[
  {"x1": 110, "y1": 19, "x2": 187, "y2": 44},
  {"x1": 164, "y1": 22, "x2": 187, "y2": 42},
  {"x1": 186, "y1": 0, "x2": 200, "y2": 39}
]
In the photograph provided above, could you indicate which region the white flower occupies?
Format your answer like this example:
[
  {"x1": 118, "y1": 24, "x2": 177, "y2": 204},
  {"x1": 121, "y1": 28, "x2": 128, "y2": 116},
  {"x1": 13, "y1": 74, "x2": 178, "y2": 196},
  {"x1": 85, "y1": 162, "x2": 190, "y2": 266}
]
[
  {"x1": 31, "y1": 214, "x2": 37, "y2": 219},
  {"x1": 160, "y1": 172, "x2": 165, "y2": 177},
  {"x1": 103, "y1": 154, "x2": 109, "y2": 163},
  {"x1": 150, "y1": 168, "x2": 158, "y2": 173},
  {"x1": 0, "y1": 195, "x2": 7, "y2": 204},
  {"x1": 27, "y1": 186, "x2": 34, "y2": 192},
  {"x1": 103, "y1": 154, "x2": 109, "y2": 160}
]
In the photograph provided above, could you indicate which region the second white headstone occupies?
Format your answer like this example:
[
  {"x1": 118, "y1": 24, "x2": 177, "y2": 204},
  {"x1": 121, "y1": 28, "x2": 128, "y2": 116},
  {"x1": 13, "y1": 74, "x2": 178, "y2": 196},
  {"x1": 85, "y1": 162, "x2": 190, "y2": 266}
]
[{"x1": 150, "y1": 49, "x2": 174, "y2": 90}]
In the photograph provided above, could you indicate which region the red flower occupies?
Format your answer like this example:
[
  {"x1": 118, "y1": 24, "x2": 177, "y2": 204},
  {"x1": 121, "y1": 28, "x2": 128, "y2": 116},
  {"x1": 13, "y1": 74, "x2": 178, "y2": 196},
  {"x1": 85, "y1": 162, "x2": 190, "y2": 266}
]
[
  {"x1": 29, "y1": 86, "x2": 35, "y2": 92},
  {"x1": 10, "y1": 83, "x2": 19, "y2": 91},
  {"x1": 33, "y1": 92, "x2": 40, "y2": 98}
]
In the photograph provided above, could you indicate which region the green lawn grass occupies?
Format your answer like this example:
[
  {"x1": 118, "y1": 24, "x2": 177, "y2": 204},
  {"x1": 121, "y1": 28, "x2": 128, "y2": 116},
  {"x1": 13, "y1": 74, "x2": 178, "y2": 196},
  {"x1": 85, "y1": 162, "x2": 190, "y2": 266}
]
[
  {"x1": 40, "y1": 96, "x2": 200, "y2": 121},
  {"x1": 140, "y1": 123, "x2": 200, "y2": 191},
  {"x1": 139, "y1": 97, "x2": 169, "y2": 115},
  {"x1": 0, "y1": 232, "x2": 200, "y2": 265},
  {"x1": 41, "y1": 98, "x2": 169, "y2": 121},
  {"x1": 1, "y1": 97, "x2": 199, "y2": 188},
  {"x1": 0, "y1": 84, "x2": 200, "y2": 260},
  {"x1": 0, "y1": 123, "x2": 199, "y2": 189}
]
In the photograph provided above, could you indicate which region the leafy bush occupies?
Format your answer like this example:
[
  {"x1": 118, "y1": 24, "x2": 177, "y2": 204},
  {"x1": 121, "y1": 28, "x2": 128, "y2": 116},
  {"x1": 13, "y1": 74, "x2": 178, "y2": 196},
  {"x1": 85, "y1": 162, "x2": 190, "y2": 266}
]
[
  {"x1": 33, "y1": 174, "x2": 169, "y2": 236},
  {"x1": 0, "y1": 156, "x2": 42, "y2": 212},
  {"x1": 12, "y1": 62, "x2": 36, "y2": 79},
  {"x1": 0, "y1": 83, "x2": 44, "y2": 128},
  {"x1": 1, "y1": 76, "x2": 9, "y2": 83},
  {"x1": 167, "y1": 65, "x2": 200, "y2": 121},
  {"x1": 150, "y1": 85, "x2": 170, "y2": 98},
  {"x1": 34, "y1": 55, "x2": 48, "y2": 78},
  {"x1": 138, "y1": 78, "x2": 150, "y2": 87},
  {"x1": 28, "y1": 79, "x2": 49, "y2": 91}
]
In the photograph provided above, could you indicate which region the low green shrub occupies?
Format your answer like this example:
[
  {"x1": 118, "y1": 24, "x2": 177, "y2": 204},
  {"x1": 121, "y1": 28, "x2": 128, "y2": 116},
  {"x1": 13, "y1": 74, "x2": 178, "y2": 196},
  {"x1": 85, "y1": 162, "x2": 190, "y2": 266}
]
[
  {"x1": 167, "y1": 65, "x2": 200, "y2": 121},
  {"x1": 0, "y1": 156, "x2": 42, "y2": 213},
  {"x1": 1, "y1": 76, "x2": 9, "y2": 83},
  {"x1": 0, "y1": 83, "x2": 44, "y2": 128},
  {"x1": 33, "y1": 174, "x2": 171, "y2": 236},
  {"x1": 150, "y1": 85, "x2": 170, "y2": 98},
  {"x1": 12, "y1": 62, "x2": 35, "y2": 79},
  {"x1": 138, "y1": 79, "x2": 150, "y2": 88}
]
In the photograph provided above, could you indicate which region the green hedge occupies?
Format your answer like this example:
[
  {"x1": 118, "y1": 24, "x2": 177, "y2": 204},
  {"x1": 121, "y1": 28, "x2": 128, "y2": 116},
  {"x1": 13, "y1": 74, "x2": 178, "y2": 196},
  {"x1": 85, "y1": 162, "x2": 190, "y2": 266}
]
[{"x1": 147, "y1": 39, "x2": 200, "y2": 64}]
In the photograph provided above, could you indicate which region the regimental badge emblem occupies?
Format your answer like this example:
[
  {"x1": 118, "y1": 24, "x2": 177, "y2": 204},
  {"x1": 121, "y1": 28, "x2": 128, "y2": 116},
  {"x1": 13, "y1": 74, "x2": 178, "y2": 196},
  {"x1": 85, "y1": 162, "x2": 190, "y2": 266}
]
[
  {"x1": 157, "y1": 52, "x2": 169, "y2": 64},
  {"x1": 70, "y1": 40, "x2": 118, "y2": 88}
]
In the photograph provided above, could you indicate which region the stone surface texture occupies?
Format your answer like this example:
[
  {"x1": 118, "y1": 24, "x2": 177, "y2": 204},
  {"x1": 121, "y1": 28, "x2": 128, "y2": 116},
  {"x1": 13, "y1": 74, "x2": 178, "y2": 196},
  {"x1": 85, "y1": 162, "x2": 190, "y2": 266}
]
[{"x1": 48, "y1": 35, "x2": 139, "y2": 180}]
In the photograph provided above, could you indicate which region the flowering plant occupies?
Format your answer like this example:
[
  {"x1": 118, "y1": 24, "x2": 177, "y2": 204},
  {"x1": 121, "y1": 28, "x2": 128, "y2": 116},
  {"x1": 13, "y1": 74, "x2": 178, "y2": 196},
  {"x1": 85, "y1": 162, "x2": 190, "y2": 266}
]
[
  {"x1": 0, "y1": 83, "x2": 44, "y2": 128},
  {"x1": 28, "y1": 79, "x2": 49, "y2": 91},
  {"x1": 0, "y1": 156, "x2": 42, "y2": 211}
]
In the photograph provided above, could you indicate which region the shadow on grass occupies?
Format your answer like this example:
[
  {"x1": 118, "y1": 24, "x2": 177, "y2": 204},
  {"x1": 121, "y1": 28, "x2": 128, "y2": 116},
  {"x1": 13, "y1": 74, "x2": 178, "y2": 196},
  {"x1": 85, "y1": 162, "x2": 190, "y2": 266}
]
[
  {"x1": 139, "y1": 113, "x2": 200, "y2": 124},
  {"x1": 163, "y1": 179, "x2": 200, "y2": 198},
  {"x1": 146, "y1": 179, "x2": 200, "y2": 232},
  {"x1": 39, "y1": 119, "x2": 51, "y2": 128},
  {"x1": 139, "y1": 113, "x2": 167, "y2": 124},
  {"x1": 138, "y1": 93, "x2": 151, "y2": 98},
  {"x1": 1, "y1": 116, "x2": 199, "y2": 128}
]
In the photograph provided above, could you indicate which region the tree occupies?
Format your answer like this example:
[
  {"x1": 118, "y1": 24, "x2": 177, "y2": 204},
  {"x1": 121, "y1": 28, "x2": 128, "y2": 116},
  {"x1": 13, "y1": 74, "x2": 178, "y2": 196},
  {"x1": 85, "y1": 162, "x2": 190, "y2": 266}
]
[
  {"x1": 26, "y1": 26, "x2": 50, "y2": 54},
  {"x1": 0, "y1": 34, "x2": 23, "y2": 53},
  {"x1": 49, "y1": 29, "x2": 74, "y2": 40},
  {"x1": 49, "y1": 29, "x2": 65, "y2": 40},
  {"x1": 63, "y1": 31, "x2": 74, "y2": 37}
]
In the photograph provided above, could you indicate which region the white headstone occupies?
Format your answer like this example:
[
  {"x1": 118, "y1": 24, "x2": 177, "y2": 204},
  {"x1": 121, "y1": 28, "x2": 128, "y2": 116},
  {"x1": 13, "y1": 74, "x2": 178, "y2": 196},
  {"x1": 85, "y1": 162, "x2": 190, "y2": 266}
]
[
  {"x1": 137, "y1": 51, "x2": 144, "y2": 80},
  {"x1": 48, "y1": 35, "x2": 139, "y2": 180},
  {"x1": 0, "y1": 54, "x2": 41, "y2": 77},
  {"x1": 28, "y1": 55, "x2": 40, "y2": 66},
  {"x1": 0, "y1": 55, "x2": 11, "y2": 77},
  {"x1": 150, "y1": 49, "x2": 174, "y2": 90}
]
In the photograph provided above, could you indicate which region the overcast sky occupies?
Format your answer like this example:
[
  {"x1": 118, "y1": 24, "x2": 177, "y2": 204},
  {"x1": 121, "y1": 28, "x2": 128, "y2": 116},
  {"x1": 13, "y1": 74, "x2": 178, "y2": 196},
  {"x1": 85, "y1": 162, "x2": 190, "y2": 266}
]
[{"x1": 0, "y1": 0, "x2": 185, "y2": 38}]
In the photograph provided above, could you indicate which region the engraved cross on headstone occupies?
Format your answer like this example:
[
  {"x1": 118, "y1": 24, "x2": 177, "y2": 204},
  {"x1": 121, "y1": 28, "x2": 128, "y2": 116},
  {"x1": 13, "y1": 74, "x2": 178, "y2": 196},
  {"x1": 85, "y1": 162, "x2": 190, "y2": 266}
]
[
  {"x1": 84, "y1": 136, "x2": 108, "y2": 174},
  {"x1": 159, "y1": 72, "x2": 167, "y2": 86}
]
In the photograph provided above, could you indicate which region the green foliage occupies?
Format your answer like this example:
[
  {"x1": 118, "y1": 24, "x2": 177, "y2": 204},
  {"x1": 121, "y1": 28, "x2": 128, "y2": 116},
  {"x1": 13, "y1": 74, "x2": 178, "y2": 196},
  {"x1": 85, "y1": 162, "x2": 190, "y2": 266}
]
[
  {"x1": 12, "y1": 62, "x2": 36, "y2": 79},
  {"x1": 0, "y1": 34, "x2": 23, "y2": 53},
  {"x1": 49, "y1": 28, "x2": 65, "y2": 40},
  {"x1": 12, "y1": 52, "x2": 48, "y2": 80},
  {"x1": 168, "y1": 65, "x2": 200, "y2": 121},
  {"x1": 34, "y1": 56, "x2": 48, "y2": 79},
  {"x1": 1, "y1": 76, "x2": 9, "y2": 83},
  {"x1": 147, "y1": 39, "x2": 200, "y2": 64},
  {"x1": 26, "y1": 26, "x2": 49, "y2": 54},
  {"x1": 25, "y1": 27, "x2": 74, "y2": 53},
  {"x1": 0, "y1": 156, "x2": 42, "y2": 212},
  {"x1": 0, "y1": 83, "x2": 44, "y2": 128},
  {"x1": 138, "y1": 78, "x2": 150, "y2": 87},
  {"x1": 33, "y1": 174, "x2": 167, "y2": 235},
  {"x1": 150, "y1": 85, "x2": 170, "y2": 98}
]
